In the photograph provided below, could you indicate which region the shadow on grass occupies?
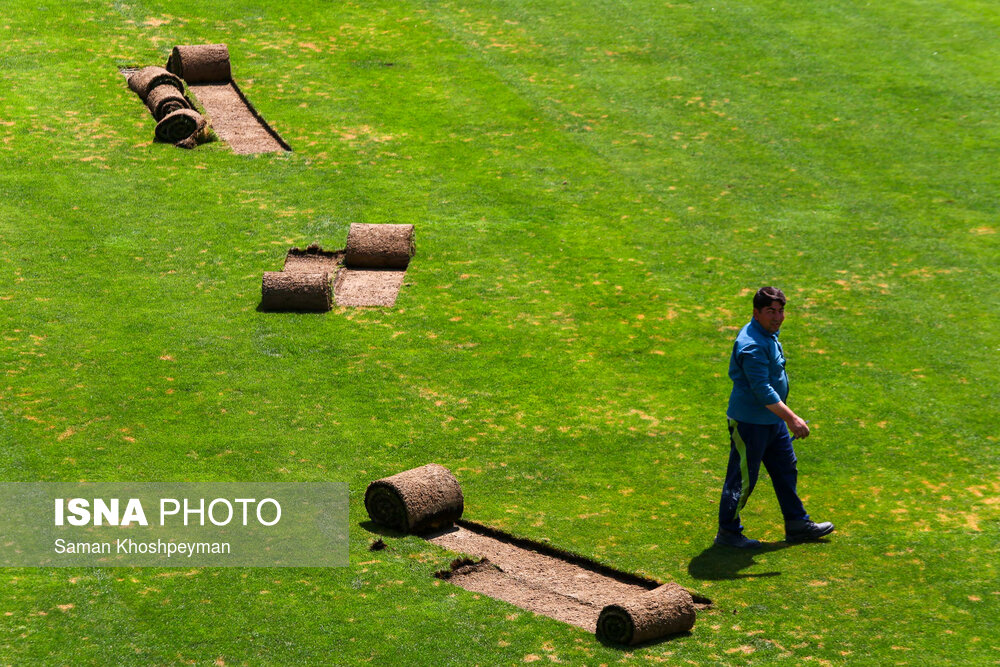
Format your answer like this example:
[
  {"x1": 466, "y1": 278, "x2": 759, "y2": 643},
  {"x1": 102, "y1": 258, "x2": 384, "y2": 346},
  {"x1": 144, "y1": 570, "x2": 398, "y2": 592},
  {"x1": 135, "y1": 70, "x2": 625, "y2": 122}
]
[
  {"x1": 596, "y1": 630, "x2": 692, "y2": 650},
  {"x1": 687, "y1": 542, "x2": 793, "y2": 580},
  {"x1": 359, "y1": 519, "x2": 407, "y2": 538},
  {"x1": 255, "y1": 301, "x2": 331, "y2": 313}
]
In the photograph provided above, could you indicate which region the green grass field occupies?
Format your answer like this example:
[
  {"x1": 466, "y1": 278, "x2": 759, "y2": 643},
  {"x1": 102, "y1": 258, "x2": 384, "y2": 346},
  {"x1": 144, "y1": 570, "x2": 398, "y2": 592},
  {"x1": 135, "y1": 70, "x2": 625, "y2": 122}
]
[{"x1": 2, "y1": 0, "x2": 998, "y2": 663}]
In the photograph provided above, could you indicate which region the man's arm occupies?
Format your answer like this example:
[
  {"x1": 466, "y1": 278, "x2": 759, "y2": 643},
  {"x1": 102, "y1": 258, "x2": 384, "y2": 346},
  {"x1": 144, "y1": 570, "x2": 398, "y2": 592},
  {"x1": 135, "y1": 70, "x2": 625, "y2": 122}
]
[
  {"x1": 739, "y1": 346, "x2": 810, "y2": 439},
  {"x1": 766, "y1": 401, "x2": 810, "y2": 439}
]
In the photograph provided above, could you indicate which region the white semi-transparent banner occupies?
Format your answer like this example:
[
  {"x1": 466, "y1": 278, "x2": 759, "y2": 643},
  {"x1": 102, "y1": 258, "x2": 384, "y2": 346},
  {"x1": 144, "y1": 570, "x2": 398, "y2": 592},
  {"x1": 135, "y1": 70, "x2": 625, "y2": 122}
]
[{"x1": 0, "y1": 483, "x2": 348, "y2": 567}]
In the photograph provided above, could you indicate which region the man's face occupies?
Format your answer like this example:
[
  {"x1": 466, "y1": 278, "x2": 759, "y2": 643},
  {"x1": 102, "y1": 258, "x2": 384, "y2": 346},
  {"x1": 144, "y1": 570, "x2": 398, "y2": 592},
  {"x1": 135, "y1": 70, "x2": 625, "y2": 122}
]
[{"x1": 753, "y1": 300, "x2": 785, "y2": 334}]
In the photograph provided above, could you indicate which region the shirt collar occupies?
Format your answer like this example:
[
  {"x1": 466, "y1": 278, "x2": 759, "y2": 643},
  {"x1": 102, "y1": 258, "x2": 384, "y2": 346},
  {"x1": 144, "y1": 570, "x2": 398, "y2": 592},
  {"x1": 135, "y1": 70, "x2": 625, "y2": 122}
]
[{"x1": 749, "y1": 317, "x2": 780, "y2": 339}]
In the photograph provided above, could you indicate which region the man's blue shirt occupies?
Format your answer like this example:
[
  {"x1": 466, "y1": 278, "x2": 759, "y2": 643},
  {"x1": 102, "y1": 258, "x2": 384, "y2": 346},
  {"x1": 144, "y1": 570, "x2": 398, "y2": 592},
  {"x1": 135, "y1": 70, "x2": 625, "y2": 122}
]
[{"x1": 727, "y1": 318, "x2": 788, "y2": 424}]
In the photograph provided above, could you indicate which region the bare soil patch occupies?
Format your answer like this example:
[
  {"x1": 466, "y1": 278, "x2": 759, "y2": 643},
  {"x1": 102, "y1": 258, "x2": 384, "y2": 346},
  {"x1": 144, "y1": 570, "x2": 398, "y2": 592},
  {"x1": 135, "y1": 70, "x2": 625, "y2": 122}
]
[
  {"x1": 187, "y1": 82, "x2": 287, "y2": 154},
  {"x1": 333, "y1": 268, "x2": 407, "y2": 307},
  {"x1": 283, "y1": 244, "x2": 344, "y2": 273},
  {"x1": 426, "y1": 522, "x2": 708, "y2": 633}
]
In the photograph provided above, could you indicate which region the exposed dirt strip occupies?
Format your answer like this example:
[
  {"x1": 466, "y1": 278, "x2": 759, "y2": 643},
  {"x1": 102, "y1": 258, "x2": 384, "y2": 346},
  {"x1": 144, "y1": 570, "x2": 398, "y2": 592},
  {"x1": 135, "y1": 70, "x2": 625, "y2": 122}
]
[
  {"x1": 427, "y1": 522, "x2": 708, "y2": 632},
  {"x1": 187, "y1": 82, "x2": 288, "y2": 154},
  {"x1": 283, "y1": 246, "x2": 343, "y2": 273},
  {"x1": 333, "y1": 268, "x2": 407, "y2": 307}
]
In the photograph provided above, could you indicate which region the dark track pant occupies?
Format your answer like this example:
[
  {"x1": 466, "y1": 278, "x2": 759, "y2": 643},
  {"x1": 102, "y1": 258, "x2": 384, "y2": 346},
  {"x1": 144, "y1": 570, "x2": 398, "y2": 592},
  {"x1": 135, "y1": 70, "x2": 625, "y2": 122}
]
[{"x1": 718, "y1": 418, "x2": 809, "y2": 534}]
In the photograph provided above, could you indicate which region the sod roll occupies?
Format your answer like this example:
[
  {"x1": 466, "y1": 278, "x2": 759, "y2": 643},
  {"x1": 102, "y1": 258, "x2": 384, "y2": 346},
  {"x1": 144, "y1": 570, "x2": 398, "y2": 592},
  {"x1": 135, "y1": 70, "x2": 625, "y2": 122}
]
[
  {"x1": 260, "y1": 272, "x2": 331, "y2": 312},
  {"x1": 166, "y1": 44, "x2": 232, "y2": 83},
  {"x1": 365, "y1": 464, "x2": 463, "y2": 533},
  {"x1": 145, "y1": 83, "x2": 192, "y2": 121},
  {"x1": 596, "y1": 583, "x2": 695, "y2": 645},
  {"x1": 154, "y1": 108, "x2": 205, "y2": 145},
  {"x1": 345, "y1": 223, "x2": 415, "y2": 269},
  {"x1": 127, "y1": 66, "x2": 184, "y2": 100}
]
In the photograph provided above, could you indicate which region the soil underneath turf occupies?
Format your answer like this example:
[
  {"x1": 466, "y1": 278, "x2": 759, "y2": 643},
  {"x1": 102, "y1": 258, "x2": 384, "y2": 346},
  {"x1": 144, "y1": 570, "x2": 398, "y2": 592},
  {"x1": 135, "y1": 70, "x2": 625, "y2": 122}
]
[
  {"x1": 333, "y1": 268, "x2": 407, "y2": 307},
  {"x1": 278, "y1": 246, "x2": 406, "y2": 307},
  {"x1": 283, "y1": 248, "x2": 344, "y2": 273},
  {"x1": 428, "y1": 524, "x2": 667, "y2": 632},
  {"x1": 187, "y1": 82, "x2": 287, "y2": 154}
]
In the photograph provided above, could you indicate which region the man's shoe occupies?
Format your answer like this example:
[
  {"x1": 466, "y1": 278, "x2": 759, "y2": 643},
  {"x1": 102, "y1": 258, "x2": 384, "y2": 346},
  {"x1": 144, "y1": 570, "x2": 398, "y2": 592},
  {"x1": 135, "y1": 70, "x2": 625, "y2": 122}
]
[
  {"x1": 714, "y1": 529, "x2": 761, "y2": 549},
  {"x1": 785, "y1": 520, "x2": 834, "y2": 543}
]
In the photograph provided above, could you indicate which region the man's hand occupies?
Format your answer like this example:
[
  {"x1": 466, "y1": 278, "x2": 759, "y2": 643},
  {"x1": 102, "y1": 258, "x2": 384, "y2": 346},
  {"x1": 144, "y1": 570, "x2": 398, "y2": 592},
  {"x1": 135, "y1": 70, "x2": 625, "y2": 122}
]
[
  {"x1": 766, "y1": 400, "x2": 810, "y2": 439},
  {"x1": 786, "y1": 415, "x2": 810, "y2": 440}
]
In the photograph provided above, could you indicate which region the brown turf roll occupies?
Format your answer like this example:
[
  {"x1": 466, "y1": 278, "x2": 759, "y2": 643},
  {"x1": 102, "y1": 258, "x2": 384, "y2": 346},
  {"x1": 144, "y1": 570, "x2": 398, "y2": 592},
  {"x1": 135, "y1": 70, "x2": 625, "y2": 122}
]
[
  {"x1": 127, "y1": 66, "x2": 184, "y2": 100},
  {"x1": 596, "y1": 583, "x2": 695, "y2": 645},
  {"x1": 344, "y1": 223, "x2": 415, "y2": 269},
  {"x1": 144, "y1": 83, "x2": 193, "y2": 121},
  {"x1": 364, "y1": 464, "x2": 463, "y2": 534},
  {"x1": 154, "y1": 108, "x2": 206, "y2": 146},
  {"x1": 166, "y1": 44, "x2": 232, "y2": 83},
  {"x1": 260, "y1": 271, "x2": 331, "y2": 312}
]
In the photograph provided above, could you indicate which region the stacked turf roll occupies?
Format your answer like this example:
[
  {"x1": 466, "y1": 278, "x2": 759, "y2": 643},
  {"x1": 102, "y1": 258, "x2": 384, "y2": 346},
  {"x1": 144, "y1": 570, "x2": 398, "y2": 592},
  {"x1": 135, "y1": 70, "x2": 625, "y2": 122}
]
[
  {"x1": 127, "y1": 66, "x2": 184, "y2": 99},
  {"x1": 154, "y1": 109, "x2": 206, "y2": 148},
  {"x1": 596, "y1": 583, "x2": 696, "y2": 645},
  {"x1": 365, "y1": 464, "x2": 464, "y2": 533},
  {"x1": 128, "y1": 65, "x2": 205, "y2": 148},
  {"x1": 145, "y1": 84, "x2": 192, "y2": 121}
]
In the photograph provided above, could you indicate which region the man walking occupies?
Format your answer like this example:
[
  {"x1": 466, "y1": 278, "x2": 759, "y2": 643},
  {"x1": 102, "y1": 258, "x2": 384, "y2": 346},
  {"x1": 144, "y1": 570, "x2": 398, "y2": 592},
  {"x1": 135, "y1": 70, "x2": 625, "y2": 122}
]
[{"x1": 715, "y1": 286, "x2": 834, "y2": 548}]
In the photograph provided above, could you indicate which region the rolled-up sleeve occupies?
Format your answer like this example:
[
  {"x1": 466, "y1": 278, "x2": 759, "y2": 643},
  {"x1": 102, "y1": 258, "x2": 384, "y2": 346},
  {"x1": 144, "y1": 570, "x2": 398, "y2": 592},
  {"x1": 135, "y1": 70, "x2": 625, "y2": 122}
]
[{"x1": 738, "y1": 345, "x2": 781, "y2": 406}]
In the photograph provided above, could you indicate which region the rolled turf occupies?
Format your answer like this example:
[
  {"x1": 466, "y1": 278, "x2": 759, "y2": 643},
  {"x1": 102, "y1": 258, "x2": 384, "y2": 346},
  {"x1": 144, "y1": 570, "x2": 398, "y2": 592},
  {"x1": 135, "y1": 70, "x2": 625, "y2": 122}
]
[
  {"x1": 154, "y1": 108, "x2": 206, "y2": 147},
  {"x1": 596, "y1": 583, "x2": 696, "y2": 645},
  {"x1": 166, "y1": 44, "x2": 232, "y2": 83},
  {"x1": 344, "y1": 223, "x2": 415, "y2": 269},
  {"x1": 127, "y1": 66, "x2": 184, "y2": 100},
  {"x1": 260, "y1": 271, "x2": 331, "y2": 312},
  {"x1": 144, "y1": 84, "x2": 193, "y2": 121},
  {"x1": 364, "y1": 464, "x2": 464, "y2": 533}
]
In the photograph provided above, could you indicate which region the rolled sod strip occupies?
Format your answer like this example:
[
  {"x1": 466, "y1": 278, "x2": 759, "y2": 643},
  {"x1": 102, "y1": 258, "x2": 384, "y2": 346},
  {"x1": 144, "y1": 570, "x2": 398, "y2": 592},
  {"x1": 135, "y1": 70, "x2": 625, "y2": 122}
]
[
  {"x1": 345, "y1": 224, "x2": 415, "y2": 269},
  {"x1": 154, "y1": 108, "x2": 206, "y2": 145},
  {"x1": 260, "y1": 272, "x2": 331, "y2": 312},
  {"x1": 166, "y1": 44, "x2": 232, "y2": 83},
  {"x1": 365, "y1": 464, "x2": 464, "y2": 533},
  {"x1": 596, "y1": 583, "x2": 696, "y2": 645},
  {"x1": 144, "y1": 83, "x2": 193, "y2": 121},
  {"x1": 127, "y1": 66, "x2": 184, "y2": 100}
]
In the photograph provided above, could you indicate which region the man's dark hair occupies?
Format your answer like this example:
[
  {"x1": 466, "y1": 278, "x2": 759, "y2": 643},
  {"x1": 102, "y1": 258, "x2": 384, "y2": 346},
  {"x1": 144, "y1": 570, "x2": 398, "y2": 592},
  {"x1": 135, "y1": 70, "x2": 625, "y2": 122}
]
[{"x1": 753, "y1": 286, "x2": 786, "y2": 310}]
